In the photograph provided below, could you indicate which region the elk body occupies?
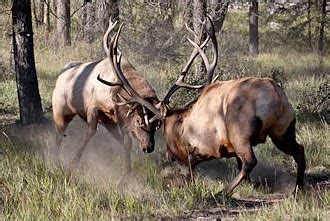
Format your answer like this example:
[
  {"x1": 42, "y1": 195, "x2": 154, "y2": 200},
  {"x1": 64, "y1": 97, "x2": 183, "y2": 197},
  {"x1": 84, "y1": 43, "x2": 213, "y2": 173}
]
[
  {"x1": 163, "y1": 77, "x2": 306, "y2": 194},
  {"x1": 160, "y1": 18, "x2": 305, "y2": 195},
  {"x1": 52, "y1": 21, "x2": 160, "y2": 172},
  {"x1": 97, "y1": 17, "x2": 306, "y2": 195}
]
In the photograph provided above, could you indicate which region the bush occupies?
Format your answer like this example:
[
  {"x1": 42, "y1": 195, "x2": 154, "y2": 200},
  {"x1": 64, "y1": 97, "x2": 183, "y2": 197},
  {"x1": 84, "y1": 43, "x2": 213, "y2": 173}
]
[
  {"x1": 295, "y1": 80, "x2": 329, "y2": 122},
  {"x1": 269, "y1": 67, "x2": 287, "y2": 89}
]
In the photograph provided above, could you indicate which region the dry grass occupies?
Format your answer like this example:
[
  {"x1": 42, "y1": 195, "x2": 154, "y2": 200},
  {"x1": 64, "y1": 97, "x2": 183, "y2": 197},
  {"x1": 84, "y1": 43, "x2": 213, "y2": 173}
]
[{"x1": 0, "y1": 4, "x2": 329, "y2": 220}]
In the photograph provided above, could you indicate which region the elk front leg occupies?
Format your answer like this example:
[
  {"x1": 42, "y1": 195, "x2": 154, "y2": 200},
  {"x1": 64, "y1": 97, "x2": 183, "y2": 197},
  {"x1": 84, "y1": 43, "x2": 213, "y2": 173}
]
[
  {"x1": 225, "y1": 147, "x2": 257, "y2": 195},
  {"x1": 54, "y1": 114, "x2": 74, "y2": 161},
  {"x1": 103, "y1": 124, "x2": 133, "y2": 175},
  {"x1": 71, "y1": 107, "x2": 98, "y2": 168},
  {"x1": 123, "y1": 134, "x2": 133, "y2": 174}
]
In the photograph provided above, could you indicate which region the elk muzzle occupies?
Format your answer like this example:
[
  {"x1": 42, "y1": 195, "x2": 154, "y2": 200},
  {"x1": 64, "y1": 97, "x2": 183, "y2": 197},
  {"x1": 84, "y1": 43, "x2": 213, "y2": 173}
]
[{"x1": 140, "y1": 141, "x2": 154, "y2": 153}]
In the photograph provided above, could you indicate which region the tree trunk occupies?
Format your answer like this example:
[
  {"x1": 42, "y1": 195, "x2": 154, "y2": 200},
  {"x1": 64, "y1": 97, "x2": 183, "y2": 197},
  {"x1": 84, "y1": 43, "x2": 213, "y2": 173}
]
[
  {"x1": 43, "y1": 0, "x2": 51, "y2": 32},
  {"x1": 318, "y1": 0, "x2": 326, "y2": 56},
  {"x1": 211, "y1": 0, "x2": 229, "y2": 33},
  {"x1": 83, "y1": 2, "x2": 95, "y2": 43},
  {"x1": 12, "y1": 0, "x2": 43, "y2": 125},
  {"x1": 53, "y1": 0, "x2": 57, "y2": 13},
  {"x1": 57, "y1": 0, "x2": 71, "y2": 46},
  {"x1": 109, "y1": 0, "x2": 120, "y2": 21},
  {"x1": 307, "y1": 0, "x2": 312, "y2": 49},
  {"x1": 164, "y1": 0, "x2": 175, "y2": 32},
  {"x1": 38, "y1": 0, "x2": 44, "y2": 25},
  {"x1": 193, "y1": 0, "x2": 207, "y2": 79},
  {"x1": 249, "y1": 0, "x2": 259, "y2": 56},
  {"x1": 185, "y1": 0, "x2": 194, "y2": 29},
  {"x1": 99, "y1": 0, "x2": 120, "y2": 33},
  {"x1": 80, "y1": 3, "x2": 87, "y2": 40},
  {"x1": 31, "y1": 0, "x2": 39, "y2": 28}
]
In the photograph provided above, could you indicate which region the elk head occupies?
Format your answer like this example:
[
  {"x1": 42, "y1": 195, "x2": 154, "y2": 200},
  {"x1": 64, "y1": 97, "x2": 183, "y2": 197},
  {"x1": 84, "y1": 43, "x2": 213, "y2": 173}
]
[{"x1": 97, "y1": 19, "x2": 164, "y2": 153}]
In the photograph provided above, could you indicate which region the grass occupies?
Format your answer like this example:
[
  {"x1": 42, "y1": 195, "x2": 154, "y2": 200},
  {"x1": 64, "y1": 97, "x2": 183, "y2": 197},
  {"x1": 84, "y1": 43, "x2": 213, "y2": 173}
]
[
  {"x1": 1, "y1": 3, "x2": 329, "y2": 220},
  {"x1": 0, "y1": 127, "x2": 225, "y2": 219},
  {"x1": 239, "y1": 191, "x2": 329, "y2": 220},
  {"x1": 0, "y1": 113, "x2": 328, "y2": 219}
]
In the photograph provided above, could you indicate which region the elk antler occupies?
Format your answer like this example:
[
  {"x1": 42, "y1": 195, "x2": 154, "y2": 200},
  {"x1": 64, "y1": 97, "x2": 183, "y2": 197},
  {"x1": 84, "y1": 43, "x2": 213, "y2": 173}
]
[
  {"x1": 103, "y1": 18, "x2": 118, "y2": 59},
  {"x1": 97, "y1": 20, "x2": 163, "y2": 122},
  {"x1": 163, "y1": 14, "x2": 219, "y2": 105},
  {"x1": 189, "y1": 14, "x2": 219, "y2": 85}
]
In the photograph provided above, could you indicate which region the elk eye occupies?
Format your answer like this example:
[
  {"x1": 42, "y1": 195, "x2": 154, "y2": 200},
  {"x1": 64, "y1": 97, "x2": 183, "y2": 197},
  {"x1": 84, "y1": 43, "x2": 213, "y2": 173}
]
[{"x1": 135, "y1": 118, "x2": 144, "y2": 127}]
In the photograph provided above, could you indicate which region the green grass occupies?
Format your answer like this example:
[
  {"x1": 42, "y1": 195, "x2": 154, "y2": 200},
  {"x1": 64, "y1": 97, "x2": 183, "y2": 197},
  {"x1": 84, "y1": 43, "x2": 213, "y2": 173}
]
[
  {"x1": 0, "y1": 129, "x2": 224, "y2": 219},
  {"x1": 0, "y1": 116, "x2": 328, "y2": 219},
  {"x1": 239, "y1": 191, "x2": 329, "y2": 220}
]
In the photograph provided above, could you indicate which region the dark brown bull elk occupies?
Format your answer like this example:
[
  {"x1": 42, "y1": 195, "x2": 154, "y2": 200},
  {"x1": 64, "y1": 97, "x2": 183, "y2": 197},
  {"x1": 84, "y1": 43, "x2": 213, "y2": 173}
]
[
  {"x1": 97, "y1": 16, "x2": 306, "y2": 195},
  {"x1": 52, "y1": 19, "x2": 161, "y2": 173}
]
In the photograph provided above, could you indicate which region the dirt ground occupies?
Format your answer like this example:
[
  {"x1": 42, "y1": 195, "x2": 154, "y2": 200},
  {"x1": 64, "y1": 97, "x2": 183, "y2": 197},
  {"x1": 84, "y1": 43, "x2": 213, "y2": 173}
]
[{"x1": 1, "y1": 115, "x2": 329, "y2": 220}]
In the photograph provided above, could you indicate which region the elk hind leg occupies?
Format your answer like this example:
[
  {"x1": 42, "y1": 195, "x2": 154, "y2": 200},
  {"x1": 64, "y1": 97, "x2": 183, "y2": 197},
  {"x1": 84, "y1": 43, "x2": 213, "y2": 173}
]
[
  {"x1": 270, "y1": 119, "x2": 306, "y2": 191},
  {"x1": 235, "y1": 155, "x2": 252, "y2": 183},
  {"x1": 225, "y1": 144, "x2": 257, "y2": 195}
]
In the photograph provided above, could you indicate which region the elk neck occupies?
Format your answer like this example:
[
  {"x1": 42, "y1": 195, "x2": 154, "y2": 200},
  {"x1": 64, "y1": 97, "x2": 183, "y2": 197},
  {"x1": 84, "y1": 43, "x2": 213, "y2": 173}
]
[{"x1": 162, "y1": 107, "x2": 193, "y2": 164}]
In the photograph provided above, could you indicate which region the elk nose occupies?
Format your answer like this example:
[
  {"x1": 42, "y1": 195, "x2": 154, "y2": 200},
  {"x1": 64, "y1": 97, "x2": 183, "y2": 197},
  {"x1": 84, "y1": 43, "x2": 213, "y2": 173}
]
[
  {"x1": 143, "y1": 144, "x2": 154, "y2": 153},
  {"x1": 143, "y1": 148, "x2": 153, "y2": 153}
]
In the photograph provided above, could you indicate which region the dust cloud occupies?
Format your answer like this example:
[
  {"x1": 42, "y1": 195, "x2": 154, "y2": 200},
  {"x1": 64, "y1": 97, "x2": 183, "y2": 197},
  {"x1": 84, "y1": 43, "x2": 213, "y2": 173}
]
[
  {"x1": 6, "y1": 116, "x2": 161, "y2": 199},
  {"x1": 7, "y1": 116, "x2": 300, "y2": 195},
  {"x1": 197, "y1": 158, "x2": 296, "y2": 193}
]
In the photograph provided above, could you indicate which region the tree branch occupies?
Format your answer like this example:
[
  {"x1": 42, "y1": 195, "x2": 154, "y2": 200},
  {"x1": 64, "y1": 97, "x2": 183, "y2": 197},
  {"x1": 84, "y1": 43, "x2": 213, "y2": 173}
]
[
  {"x1": 43, "y1": 0, "x2": 58, "y2": 19},
  {"x1": 70, "y1": 2, "x2": 87, "y2": 18}
]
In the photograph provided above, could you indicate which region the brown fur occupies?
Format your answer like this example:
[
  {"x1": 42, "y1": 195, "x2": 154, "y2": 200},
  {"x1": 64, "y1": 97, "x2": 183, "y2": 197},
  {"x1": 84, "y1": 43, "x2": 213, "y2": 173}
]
[
  {"x1": 162, "y1": 77, "x2": 306, "y2": 195},
  {"x1": 52, "y1": 57, "x2": 159, "y2": 172}
]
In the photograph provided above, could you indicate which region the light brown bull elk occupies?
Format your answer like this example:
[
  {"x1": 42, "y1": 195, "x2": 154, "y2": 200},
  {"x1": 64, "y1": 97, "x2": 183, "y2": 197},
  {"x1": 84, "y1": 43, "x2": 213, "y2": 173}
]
[
  {"x1": 52, "y1": 19, "x2": 161, "y2": 173},
  {"x1": 98, "y1": 15, "x2": 306, "y2": 195}
]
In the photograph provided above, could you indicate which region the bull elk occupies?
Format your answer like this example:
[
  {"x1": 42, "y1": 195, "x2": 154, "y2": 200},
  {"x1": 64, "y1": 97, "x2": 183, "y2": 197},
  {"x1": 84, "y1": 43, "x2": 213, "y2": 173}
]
[
  {"x1": 52, "y1": 20, "x2": 161, "y2": 173},
  {"x1": 98, "y1": 16, "x2": 306, "y2": 195}
]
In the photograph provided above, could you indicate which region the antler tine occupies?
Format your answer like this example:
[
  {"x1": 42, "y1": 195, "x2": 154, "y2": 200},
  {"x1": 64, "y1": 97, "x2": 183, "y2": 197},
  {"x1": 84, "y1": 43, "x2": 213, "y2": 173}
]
[
  {"x1": 163, "y1": 19, "x2": 212, "y2": 104},
  {"x1": 187, "y1": 37, "x2": 210, "y2": 69},
  {"x1": 163, "y1": 74, "x2": 205, "y2": 104},
  {"x1": 103, "y1": 18, "x2": 118, "y2": 57},
  {"x1": 205, "y1": 14, "x2": 218, "y2": 84},
  {"x1": 98, "y1": 23, "x2": 123, "y2": 87},
  {"x1": 184, "y1": 23, "x2": 199, "y2": 42},
  {"x1": 98, "y1": 19, "x2": 122, "y2": 87},
  {"x1": 186, "y1": 15, "x2": 218, "y2": 86},
  {"x1": 109, "y1": 24, "x2": 163, "y2": 118},
  {"x1": 100, "y1": 24, "x2": 133, "y2": 97},
  {"x1": 181, "y1": 15, "x2": 219, "y2": 109},
  {"x1": 181, "y1": 23, "x2": 210, "y2": 75},
  {"x1": 98, "y1": 20, "x2": 163, "y2": 121},
  {"x1": 97, "y1": 74, "x2": 122, "y2": 87}
]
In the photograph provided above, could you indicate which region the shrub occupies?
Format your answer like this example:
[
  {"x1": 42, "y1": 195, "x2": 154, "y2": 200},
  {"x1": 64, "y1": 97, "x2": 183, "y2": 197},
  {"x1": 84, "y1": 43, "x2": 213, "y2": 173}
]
[{"x1": 295, "y1": 80, "x2": 329, "y2": 122}]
